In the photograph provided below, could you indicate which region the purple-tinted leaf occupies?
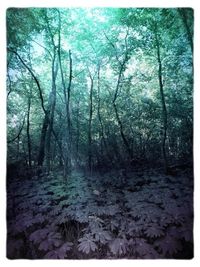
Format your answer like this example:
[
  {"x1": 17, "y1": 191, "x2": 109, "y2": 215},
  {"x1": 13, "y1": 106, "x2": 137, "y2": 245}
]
[
  {"x1": 57, "y1": 242, "x2": 73, "y2": 258},
  {"x1": 94, "y1": 230, "x2": 112, "y2": 244},
  {"x1": 78, "y1": 235, "x2": 97, "y2": 254},
  {"x1": 54, "y1": 239, "x2": 63, "y2": 248},
  {"x1": 39, "y1": 240, "x2": 51, "y2": 251},
  {"x1": 144, "y1": 225, "x2": 165, "y2": 238},
  {"x1": 159, "y1": 214, "x2": 173, "y2": 227},
  {"x1": 104, "y1": 205, "x2": 120, "y2": 216},
  {"x1": 59, "y1": 242, "x2": 73, "y2": 252},
  {"x1": 171, "y1": 225, "x2": 193, "y2": 243},
  {"x1": 134, "y1": 238, "x2": 150, "y2": 254},
  {"x1": 109, "y1": 219, "x2": 119, "y2": 231},
  {"x1": 32, "y1": 213, "x2": 46, "y2": 224},
  {"x1": 43, "y1": 242, "x2": 73, "y2": 259},
  {"x1": 38, "y1": 231, "x2": 62, "y2": 251},
  {"x1": 44, "y1": 250, "x2": 59, "y2": 259},
  {"x1": 109, "y1": 238, "x2": 128, "y2": 255},
  {"x1": 129, "y1": 238, "x2": 159, "y2": 258},
  {"x1": 180, "y1": 228, "x2": 193, "y2": 242},
  {"x1": 127, "y1": 221, "x2": 144, "y2": 235},
  {"x1": 167, "y1": 226, "x2": 181, "y2": 238},
  {"x1": 88, "y1": 216, "x2": 104, "y2": 230},
  {"x1": 48, "y1": 231, "x2": 62, "y2": 240},
  {"x1": 154, "y1": 234, "x2": 183, "y2": 256},
  {"x1": 29, "y1": 228, "x2": 49, "y2": 244},
  {"x1": 49, "y1": 206, "x2": 62, "y2": 216}
]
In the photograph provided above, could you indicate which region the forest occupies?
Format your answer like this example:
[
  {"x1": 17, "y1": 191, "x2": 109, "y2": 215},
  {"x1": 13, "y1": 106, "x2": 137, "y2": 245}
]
[{"x1": 6, "y1": 8, "x2": 193, "y2": 259}]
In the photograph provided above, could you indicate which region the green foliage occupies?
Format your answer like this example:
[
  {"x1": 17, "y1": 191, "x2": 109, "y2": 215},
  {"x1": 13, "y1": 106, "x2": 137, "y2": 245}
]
[{"x1": 7, "y1": 7, "x2": 193, "y2": 168}]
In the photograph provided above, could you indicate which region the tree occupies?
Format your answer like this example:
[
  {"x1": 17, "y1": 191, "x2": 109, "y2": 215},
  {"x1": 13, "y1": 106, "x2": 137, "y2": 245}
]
[
  {"x1": 7, "y1": 8, "x2": 193, "y2": 174},
  {"x1": 154, "y1": 23, "x2": 168, "y2": 173}
]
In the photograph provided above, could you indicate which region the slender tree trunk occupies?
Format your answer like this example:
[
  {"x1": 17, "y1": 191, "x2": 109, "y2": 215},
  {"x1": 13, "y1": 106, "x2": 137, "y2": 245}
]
[
  {"x1": 155, "y1": 28, "x2": 168, "y2": 173},
  {"x1": 17, "y1": 136, "x2": 20, "y2": 160},
  {"x1": 66, "y1": 50, "x2": 73, "y2": 170},
  {"x1": 57, "y1": 9, "x2": 74, "y2": 177},
  {"x1": 8, "y1": 114, "x2": 26, "y2": 144},
  {"x1": 113, "y1": 103, "x2": 132, "y2": 159},
  {"x1": 46, "y1": 49, "x2": 58, "y2": 172},
  {"x1": 76, "y1": 99, "x2": 80, "y2": 165},
  {"x1": 27, "y1": 93, "x2": 32, "y2": 167},
  {"x1": 7, "y1": 71, "x2": 13, "y2": 98},
  {"x1": 61, "y1": 50, "x2": 73, "y2": 177},
  {"x1": 88, "y1": 72, "x2": 94, "y2": 172},
  {"x1": 8, "y1": 49, "x2": 46, "y2": 113},
  {"x1": 7, "y1": 49, "x2": 48, "y2": 167},
  {"x1": 178, "y1": 8, "x2": 193, "y2": 53},
  {"x1": 57, "y1": 45, "x2": 68, "y2": 174},
  {"x1": 97, "y1": 65, "x2": 109, "y2": 159},
  {"x1": 8, "y1": 33, "x2": 61, "y2": 170},
  {"x1": 38, "y1": 114, "x2": 49, "y2": 166},
  {"x1": 112, "y1": 61, "x2": 133, "y2": 160}
]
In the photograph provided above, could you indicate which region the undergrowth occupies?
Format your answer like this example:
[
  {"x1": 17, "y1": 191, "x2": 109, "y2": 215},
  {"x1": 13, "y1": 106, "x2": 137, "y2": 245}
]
[{"x1": 7, "y1": 168, "x2": 193, "y2": 259}]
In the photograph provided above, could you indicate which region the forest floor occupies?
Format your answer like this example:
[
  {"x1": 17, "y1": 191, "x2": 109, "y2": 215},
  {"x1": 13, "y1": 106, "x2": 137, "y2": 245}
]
[{"x1": 7, "y1": 167, "x2": 193, "y2": 259}]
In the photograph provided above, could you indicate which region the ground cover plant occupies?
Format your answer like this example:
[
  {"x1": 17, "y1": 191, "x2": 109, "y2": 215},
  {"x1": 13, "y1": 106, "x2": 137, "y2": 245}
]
[{"x1": 7, "y1": 168, "x2": 193, "y2": 259}]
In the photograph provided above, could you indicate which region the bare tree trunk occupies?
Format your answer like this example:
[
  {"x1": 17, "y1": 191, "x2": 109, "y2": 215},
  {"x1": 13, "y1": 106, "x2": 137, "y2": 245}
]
[
  {"x1": 178, "y1": 8, "x2": 193, "y2": 53},
  {"x1": 8, "y1": 49, "x2": 46, "y2": 113},
  {"x1": 27, "y1": 92, "x2": 32, "y2": 167},
  {"x1": 46, "y1": 48, "x2": 58, "y2": 172},
  {"x1": 57, "y1": 11, "x2": 73, "y2": 176},
  {"x1": 8, "y1": 39, "x2": 61, "y2": 170},
  {"x1": 8, "y1": 114, "x2": 26, "y2": 144},
  {"x1": 88, "y1": 72, "x2": 94, "y2": 172},
  {"x1": 97, "y1": 67, "x2": 107, "y2": 153},
  {"x1": 112, "y1": 60, "x2": 133, "y2": 160},
  {"x1": 113, "y1": 103, "x2": 132, "y2": 159},
  {"x1": 97, "y1": 66, "x2": 113, "y2": 164},
  {"x1": 76, "y1": 99, "x2": 80, "y2": 165},
  {"x1": 17, "y1": 136, "x2": 20, "y2": 161},
  {"x1": 155, "y1": 27, "x2": 168, "y2": 173},
  {"x1": 58, "y1": 48, "x2": 73, "y2": 177},
  {"x1": 38, "y1": 114, "x2": 49, "y2": 166},
  {"x1": 7, "y1": 49, "x2": 49, "y2": 167},
  {"x1": 66, "y1": 50, "x2": 73, "y2": 171},
  {"x1": 106, "y1": 30, "x2": 133, "y2": 162}
]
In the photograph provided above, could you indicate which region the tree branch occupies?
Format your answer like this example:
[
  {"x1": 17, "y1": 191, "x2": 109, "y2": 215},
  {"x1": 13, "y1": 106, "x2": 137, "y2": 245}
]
[
  {"x1": 8, "y1": 48, "x2": 46, "y2": 114},
  {"x1": 8, "y1": 114, "x2": 26, "y2": 144}
]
